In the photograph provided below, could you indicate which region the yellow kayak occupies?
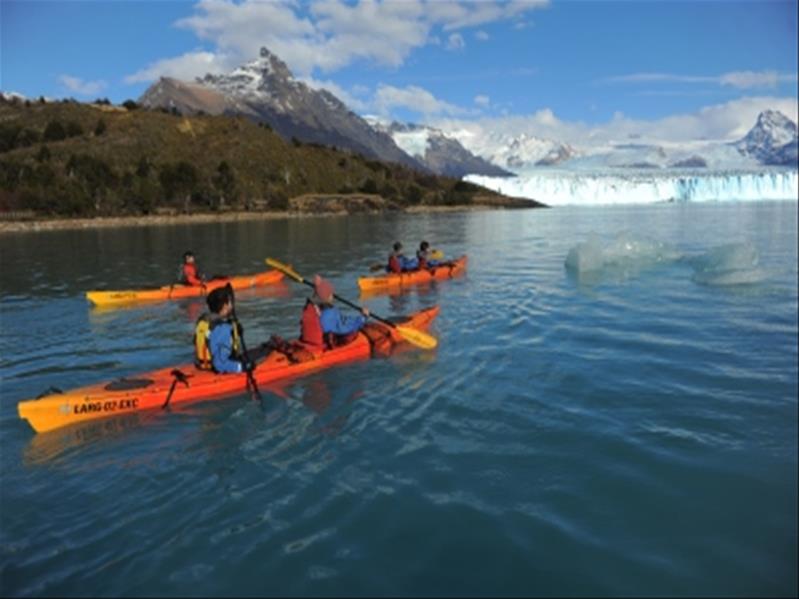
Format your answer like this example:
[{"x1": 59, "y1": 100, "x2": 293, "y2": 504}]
[{"x1": 86, "y1": 269, "x2": 284, "y2": 307}]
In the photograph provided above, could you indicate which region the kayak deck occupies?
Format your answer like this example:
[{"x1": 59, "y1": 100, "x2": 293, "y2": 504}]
[
  {"x1": 86, "y1": 269, "x2": 284, "y2": 307},
  {"x1": 358, "y1": 256, "x2": 467, "y2": 291},
  {"x1": 18, "y1": 306, "x2": 440, "y2": 433}
]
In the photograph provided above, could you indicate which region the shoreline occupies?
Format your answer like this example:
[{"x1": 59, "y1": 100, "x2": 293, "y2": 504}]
[{"x1": 0, "y1": 204, "x2": 536, "y2": 234}]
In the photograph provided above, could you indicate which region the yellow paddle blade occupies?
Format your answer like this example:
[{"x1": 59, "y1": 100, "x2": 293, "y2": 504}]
[
  {"x1": 265, "y1": 258, "x2": 303, "y2": 283},
  {"x1": 430, "y1": 249, "x2": 444, "y2": 260},
  {"x1": 395, "y1": 325, "x2": 438, "y2": 350}
]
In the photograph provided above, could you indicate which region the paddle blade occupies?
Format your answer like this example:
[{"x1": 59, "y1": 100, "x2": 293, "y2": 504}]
[
  {"x1": 265, "y1": 258, "x2": 303, "y2": 283},
  {"x1": 369, "y1": 263, "x2": 385, "y2": 272},
  {"x1": 395, "y1": 325, "x2": 438, "y2": 350},
  {"x1": 430, "y1": 249, "x2": 444, "y2": 260}
]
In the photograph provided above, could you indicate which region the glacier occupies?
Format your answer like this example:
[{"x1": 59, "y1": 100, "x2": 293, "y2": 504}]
[{"x1": 464, "y1": 169, "x2": 798, "y2": 206}]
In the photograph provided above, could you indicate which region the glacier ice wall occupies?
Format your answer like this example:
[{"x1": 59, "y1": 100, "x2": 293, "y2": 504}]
[{"x1": 465, "y1": 170, "x2": 798, "y2": 206}]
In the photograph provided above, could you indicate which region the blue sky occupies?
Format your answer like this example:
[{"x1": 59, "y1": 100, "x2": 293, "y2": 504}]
[{"x1": 1, "y1": 0, "x2": 797, "y2": 142}]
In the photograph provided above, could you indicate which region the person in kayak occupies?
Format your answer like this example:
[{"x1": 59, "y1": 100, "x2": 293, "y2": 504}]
[
  {"x1": 300, "y1": 275, "x2": 370, "y2": 350},
  {"x1": 180, "y1": 251, "x2": 205, "y2": 287},
  {"x1": 416, "y1": 241, "x2": 442, "y2": 269},
  {"x1": 194, "y1": 286, "x2": 251, "y2": 374},
  {"x1": 387, "y1": 242, "x2": 418, "y2": 273}
]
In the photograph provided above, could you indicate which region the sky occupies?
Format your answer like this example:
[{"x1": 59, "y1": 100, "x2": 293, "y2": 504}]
[{"x1": 1, "y1": 0, "x2": 797, "y2": 144}]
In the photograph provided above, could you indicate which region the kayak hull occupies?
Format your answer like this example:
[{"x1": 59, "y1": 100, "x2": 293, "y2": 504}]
[
  {"x1": 18, "y1": 306, "x2": 440, "y2": 433},
  {"x1": 86, "y1": 269, "x2": 285, "y2": 307},
  {"x1": 358, "y1": 256, "x2": 467, "y2": 291}
]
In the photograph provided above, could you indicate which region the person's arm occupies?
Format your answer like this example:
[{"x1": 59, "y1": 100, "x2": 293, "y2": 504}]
[
  {"x1": 401, "y1": 256, "x2": 419, "y2": 271},
  {"x1": 209, "y1": 324, "x2": 243, "y2": 373},
  {"x1": 320, "y1": 308, "x2": 366, "y2": 336}
]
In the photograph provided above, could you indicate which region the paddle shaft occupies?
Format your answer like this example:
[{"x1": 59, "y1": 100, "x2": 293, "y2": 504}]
[{"x1": 226, "y1": 284, "x2": 261, "y2": 399}]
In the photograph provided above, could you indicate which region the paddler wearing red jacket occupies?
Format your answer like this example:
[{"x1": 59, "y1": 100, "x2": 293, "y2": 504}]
[
  {"x1": 300, "y1": 275, "x2": 369, "y2": 351},
  {"x1": 180, "y1": 250, "x2": 205, "y2": 286}
]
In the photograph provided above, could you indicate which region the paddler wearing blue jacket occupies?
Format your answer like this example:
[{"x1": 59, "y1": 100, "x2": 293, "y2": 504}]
[
  {"x1": 195, "y1": 286, "x2": 252, "y2": 374},
  {"x1": 387, "y1": 242, "x2": 418, "y2": 273},
  {"x1": 301, "y1": 275, "x2": 370, "y2": 349}
]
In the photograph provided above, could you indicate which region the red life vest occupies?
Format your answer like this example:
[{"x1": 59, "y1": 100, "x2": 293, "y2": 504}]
[
  {"x1": 183, "y1": 263, "x2": 202, "y2": 286},
  {"x1": 300, "y1": 300, "x2": 325, "y2": 350},
  {"x1": 388, "y1": 254, "x2": 401, "y2": 273}
]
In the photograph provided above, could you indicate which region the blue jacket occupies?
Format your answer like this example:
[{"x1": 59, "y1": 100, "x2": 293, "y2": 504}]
[
  {"x1": 320, "y1": 306, "x2": 366, "y2": 336},
  {"x1": 208, "y1": 321, "x2": 243, "y2": 374}
]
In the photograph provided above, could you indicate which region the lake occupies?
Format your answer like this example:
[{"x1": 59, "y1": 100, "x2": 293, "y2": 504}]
[{"x1": 0, "y1": 201, "x2": 796, "y2": 596}]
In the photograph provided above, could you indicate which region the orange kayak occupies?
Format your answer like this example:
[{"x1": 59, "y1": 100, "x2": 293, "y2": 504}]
[
  {"x1": 18, "y1": 306, "x2": 439, "y2": 433},
  {"x1": 85, "y1": 269, "x2": 284, "y2": 307},
  {"x1": 358, "y1": 256, "x2": 467, "y2": 291}
]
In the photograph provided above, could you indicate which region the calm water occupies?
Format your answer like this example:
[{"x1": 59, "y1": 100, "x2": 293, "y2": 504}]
[{"x1": 0, "y1": 202, "x2": 796, "y2": 597}]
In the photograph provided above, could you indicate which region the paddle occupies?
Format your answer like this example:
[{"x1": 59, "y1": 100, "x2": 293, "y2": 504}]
[
  {"x1": 225, "y1": 283, "x2": 262, "y2": 400},
  {"x1": 265, "y1": 258, "x2": 437, "y2": 350}
]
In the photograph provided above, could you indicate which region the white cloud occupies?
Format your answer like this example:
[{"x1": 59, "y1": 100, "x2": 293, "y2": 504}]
[
  {"x1": 446, "y1": 33, "x2": 465, "y2": 50},
  {"x1": 474, "y1": 94, "x2": 490, "y2": 106},
  {"x1": 604, "y1": 70, "x2": 798, "y2": 89},
  {"x1": 374, "y1": 83, "x2": 472, "y2": 117},
  {"x1": 125, "y1": 0, "x2": 549, "y2": 83},
  {"x1": 432, "y1": 96, "x2": 799, "y2": 146},
  {"x1": 124, "y1": 51, "x2": 229, "y2": 84},
  {"x1": 475, "y1": 30, "x2": 490, "y2": 41},
  {"x1": 58, "y1": 75, "x2": 107, "y2": 96},
  {"x1": 301, "y1": 76, "x2": 369, "y2": 111}
]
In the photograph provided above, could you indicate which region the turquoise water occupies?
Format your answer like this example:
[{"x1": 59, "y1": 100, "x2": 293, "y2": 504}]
[{"x1": 0, "y1": 202, "x2": 796, "y2": 596}]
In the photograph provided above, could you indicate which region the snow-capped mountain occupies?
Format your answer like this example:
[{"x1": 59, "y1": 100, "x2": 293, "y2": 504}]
[
  {"x1": 140, "y1": 48, "x2": 424, "y2": 170},
  {"x1": 736, "y1": 110, "x2": 798, "y2": 166},
  {"x1": 366, "y1": 119, "x2": 511, "y2": 178},
  {"x1": 444, "y1": 130, "x2": 576, "y2": 171}
]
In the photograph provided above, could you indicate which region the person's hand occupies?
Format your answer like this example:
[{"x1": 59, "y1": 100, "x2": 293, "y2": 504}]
[
  {"x1": 241, "y1": 360, "x2": 255, "y2": 372},
  {"x1": 361, "y1": 307, "x2": 370, "y2": 318}
]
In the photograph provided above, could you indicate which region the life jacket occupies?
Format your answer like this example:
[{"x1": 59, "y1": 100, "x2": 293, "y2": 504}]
[
  {"x1": 388, "y1": 254, "x2": 402, "y2": 273},
  {"x1": 194, "y1": 313, "x2": 241, "y2": 371},
  {"x1": 416, "y1": 250, "x2": 428, "y2": 269},
  {"x1": 300, "y1": 300, "x2": 325, "y2": 350},
  {"x1": 182, "y1": 263, "x2": 202, "y2": 286}
]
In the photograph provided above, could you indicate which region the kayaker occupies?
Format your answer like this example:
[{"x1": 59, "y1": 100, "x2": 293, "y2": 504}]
[
  {"x1": 180, "y1": 251, "x2": 205, "y2": 286},
  {"x1": 300, "y1": 275, "x2": 370, "y2": 350},
  {"x1": 416, "y1": 241, "x2": 441, "y2": 269},
  {"x1": 387, "y1": 242, "x2": 417, "y2": 273},
  {"x1": 194, "y1": 286, "x2": 251, "y2": 374}
]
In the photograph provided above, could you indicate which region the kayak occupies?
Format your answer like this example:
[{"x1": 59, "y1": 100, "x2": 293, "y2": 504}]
[
  {"x1": 86, "y1": 269, "x2": 284, "y2": 307},
  {"x1": 18, "y1": 306, "x2": 440, "y2": 433},
  {"x1": 358, "y1": 256, "x2": 468, "y2": 291}
]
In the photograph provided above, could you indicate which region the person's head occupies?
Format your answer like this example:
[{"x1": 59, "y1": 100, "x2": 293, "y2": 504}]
[
  {"x1": 183, "y1": 250, "x2": 195, "y2": 264},
  {"x1": 419, "y1": 241, "x2": 430, "y2": 252},
  {"x1": 207, "y1": 286, "x2": 232, "y2": 316},
  {"x1": 313, "y1": 275, "x2": 334, "y2": 304},
  {"x1": 393, "y1": 241, "x2": 403, "y2": 253}
]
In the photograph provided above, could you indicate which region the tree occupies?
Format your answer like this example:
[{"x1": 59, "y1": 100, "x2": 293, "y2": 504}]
[
  {"x1": 159, "y1": 161, "x2": 198, "y2": 209},
  {"x1": 43, "y1": 120, "x2": 67, "y2": 142},
  {"x1": 35, "y1": 145, "x2": 51, "y2": 163},
  {"x1": 122, "y1": 99, "x2": 138, "y2": 110},
  {"x1": 212, "y1": 161, "x2": 236, "y2": 208},
  {"x1": 65, "y1": 121, "x2": 84, "y2": 137},
  {"x1": 135, "y1": 156, "x2": 151, "y2": 178},
  {"x1": 94, "y1": 119, "x2": 107, "y2": 136}
]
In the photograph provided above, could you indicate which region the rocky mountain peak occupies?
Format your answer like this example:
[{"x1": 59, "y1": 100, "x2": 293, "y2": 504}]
[{"x1": 736, "y1": 110, "x2": 798, "y2": 166}]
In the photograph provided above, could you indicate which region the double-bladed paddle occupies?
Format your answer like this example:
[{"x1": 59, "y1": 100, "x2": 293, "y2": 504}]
[{"x1": 265, "y1": 258, "x2": 437, "y2": 350}]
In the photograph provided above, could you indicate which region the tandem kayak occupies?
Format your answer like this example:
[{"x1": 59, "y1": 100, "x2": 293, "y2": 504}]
[
  {"x1": 86, "y1": 269, "x2": 285, "y2": 307},
  {"x1": 18, "y1": 306, "x2": 440, "y2": 433},
  {"x1": 358, "y1": 256, "x2": 468, "y2": 291}
]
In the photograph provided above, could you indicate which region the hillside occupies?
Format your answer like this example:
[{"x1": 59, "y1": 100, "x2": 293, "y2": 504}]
[{"x1": 0, "y1": 98, "x2": 543, "y2": 218}]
